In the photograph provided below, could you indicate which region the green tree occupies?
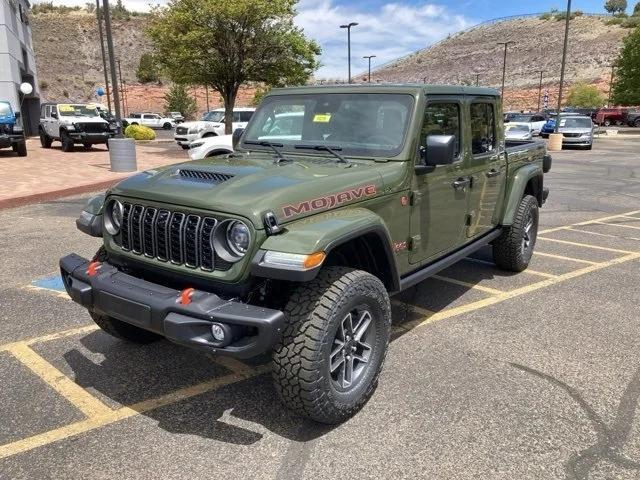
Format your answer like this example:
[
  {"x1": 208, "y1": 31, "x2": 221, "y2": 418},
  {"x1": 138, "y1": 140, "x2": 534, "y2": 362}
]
[
  {"x1": 605, "y1": 0, "x2": 628, "y2": 14},
  {"x1": 612, "y1": 26, "x2": 640, "y2": 105},
  {"x1": 566, "y1": 83, "x2": 606, "y2": 108},
  {"x1": 251, "y1": 86, "x2": 272, "y2": 106},
  {"x1": 634, "y1": 1, "x2": 640, "y2": 15},
  {"x1": 164, "y1": 84, "x2": 197, "y2": 120},
  {"x1": 136, "y1": 53, "x2": 159, "y2": 83},
  {"x1": 147, "y1": 0, "x2": 320, "y2": 133}
]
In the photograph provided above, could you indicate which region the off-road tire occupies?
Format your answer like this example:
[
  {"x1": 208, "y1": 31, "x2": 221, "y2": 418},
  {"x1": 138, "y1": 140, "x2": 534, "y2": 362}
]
[
  {"x1": 14, "y1": 141, "x2": 27, "y2": 157},
  {"x1": 272, "y1": 267, "x2": 391, "y2": 424},
  {"x1": 181, "y1": 145, "x2": 189, "y2": 150},
  {"x1": 40, "y1": 129, "x2": 52, "y2": 148},
  {"x1": 493, "y1": 194, "x2": 539, "y2": 272},
  {"x1": 633, "y1": 118, "x2": 640, "y2": 128},
  {"x1": 163, "y1": 122, "x2": 172, "y2": 130},
  {"x1": 83, "y1": 143, "x2": 92, "y2": 150},
  {"x1": 61, "y1": 131, "x2": 74, "y2": 152}
]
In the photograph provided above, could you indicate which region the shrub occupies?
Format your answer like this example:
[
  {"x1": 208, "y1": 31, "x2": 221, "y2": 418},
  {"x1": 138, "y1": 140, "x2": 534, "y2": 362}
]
[
  {"x1": 539, "y1": 12, "x2": 553, "y2": 20},
  {"x1": 606, "y1": 16, "x2": 625, "y2": 24},
  {"x1": 124, "y1": 124, "x2": 156, "y2": 140},
  {"x1": 136, "y1": 53, "x2": 159, "y2": 83},
  {"x1": 622, "y1": 15, "x2": 640, "y2": 27},
  {"x1": 163, "y1": 84, "x2": 197, "y2": 120}
]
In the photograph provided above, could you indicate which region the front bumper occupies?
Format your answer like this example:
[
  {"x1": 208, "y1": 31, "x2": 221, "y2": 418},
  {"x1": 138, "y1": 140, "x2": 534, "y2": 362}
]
[
  {"x1": 59, "y1": 254, "x2": 285, "y2": 358},
  {"x1": 174, "y1": 132, "x2": 199, "y2": 145},
  {"x1": 69, "y1": 131, "x2": 114, "y2": 144},
  {"x1": 0, "y1": 133, "x2": 24, "y2": 148},
  {"x1": 562, "y1": 136, "x2": 592, "y2": 145}
]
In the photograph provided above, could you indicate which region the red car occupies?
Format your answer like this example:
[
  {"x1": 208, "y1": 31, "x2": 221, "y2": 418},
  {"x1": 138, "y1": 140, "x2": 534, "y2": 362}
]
[{"x1": 595, "y1": 107, "x2": 625, "y2": 126}]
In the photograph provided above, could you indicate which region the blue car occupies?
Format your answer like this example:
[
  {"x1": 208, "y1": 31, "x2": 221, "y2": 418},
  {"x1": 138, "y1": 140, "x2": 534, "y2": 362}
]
[
  {"x1": 0, "y1": 100, "x2": 27, "y2": 156},
  {"x1": 540, "y1": 119, "x2": 555, "y2": 138}
]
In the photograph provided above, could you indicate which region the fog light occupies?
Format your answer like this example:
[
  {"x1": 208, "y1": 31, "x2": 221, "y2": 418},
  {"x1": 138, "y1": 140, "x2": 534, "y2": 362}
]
[{"x1": 211, "y1": 323, "x2": 225, "y2": 341}]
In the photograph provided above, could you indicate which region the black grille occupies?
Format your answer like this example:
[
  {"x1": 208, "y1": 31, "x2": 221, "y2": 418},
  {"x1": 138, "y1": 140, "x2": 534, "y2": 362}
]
[
  {"x1": 117, "y1": 202, "x2": 233, "y2": 272},
  {"x1": 175, "y1": 126, "x2": 188, "y2": 135},
  {"x1": 76, "y1": 122, "x2": 109, "y2": 133},
  {"x1": 562, "y1": 132, "x2": 581, "y2": 138},
  {"x1": 178, "y1": 169, "x2": 234, "y2": 184}
]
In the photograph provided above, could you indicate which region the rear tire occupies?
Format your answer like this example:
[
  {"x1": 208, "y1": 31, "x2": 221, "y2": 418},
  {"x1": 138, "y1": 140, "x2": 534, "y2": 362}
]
[
  {"x1": 492, "y1": 195, "x2": 539, "y2": 272},
  {"x1": 83, "y1": 143, "x2": 92, "y2": 150},
  {"x1": 634, "y1": 119, "x2": 640, "y2": 128},
  {"x1": 14, "y1": 141, "x2": 27, "y2": 157},
  {"x1": 181, "y1": 144, "x2": 189, "y2": 150},
  {"x1": 272, "y1": 267, "x2": 391, "y2": 424},
  {"x1": 40, "y1": 129, "x2": 52, "y2": 148},
  {"x1": 163, "y1": 122, "x2": 172, "y2": 130}
]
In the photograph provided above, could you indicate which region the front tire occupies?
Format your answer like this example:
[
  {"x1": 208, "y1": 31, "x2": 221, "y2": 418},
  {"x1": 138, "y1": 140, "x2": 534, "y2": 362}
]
[
  {"x1": 60, "y1": 131, "x2": 74, "y2": 152},
  {"x1": 272, "y1": 267, "x2": 391, "y2": 424},
  {"x1": 40, "y1": 129, "x2": 52, "y2": 148},
  {"x1": 492, "y1": 194, "x2": 539, "y2": 272},
  {"x1": 14, "y1": 141, "x2": 27, "y2": 157},
  {"x1": 163, "y1": 122, "x2": 172, "y2": 130}
]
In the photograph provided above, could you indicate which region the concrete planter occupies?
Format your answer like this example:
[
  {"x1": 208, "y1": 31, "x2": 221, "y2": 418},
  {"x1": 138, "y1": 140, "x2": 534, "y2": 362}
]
[
  {"x1": 548, "y1": 133, "x2": 563, "y2": 151},
  {"x1": 108, "y1": 138, "x2": 137, "y2": 172}
]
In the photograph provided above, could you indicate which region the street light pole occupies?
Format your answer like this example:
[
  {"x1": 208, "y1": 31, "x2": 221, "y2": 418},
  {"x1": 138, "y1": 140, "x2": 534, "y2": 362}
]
[
  {"x1": 95, "y1": 0, "x2": 111, "y2": 112},
  {"x1": 117, "y1": 59, "x2": 127, "y2": 116},
  {"x1": 497, "y1": 41, "x2": 515, "y2": 100},
  {"x1": 340, "y1": 22, "x2": 358, "y2": 83},
  {"x1": 363, "y1": 55, "x2": 376, "y2": 83},
  {"x1": 475, "y1": 73, "x2": 481, "y2": 86},
  {"x1": 554, "y1": 0, "x2": 571, "y2": 133},
  {"x1": 102, "y1": 0, "x2": 122, "y2": 136},
  {"x1": 536, "y1": 70, "x2": 544, "y2": 111}
]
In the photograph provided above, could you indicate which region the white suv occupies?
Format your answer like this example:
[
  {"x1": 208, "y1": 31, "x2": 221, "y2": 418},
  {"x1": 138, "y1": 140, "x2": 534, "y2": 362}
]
[
  {"x1": 124, "y1": 113, "x2": 175, "y2": 130},
  {"x1": 174, "y1": 107, "x2": 255, "y2": 148}
]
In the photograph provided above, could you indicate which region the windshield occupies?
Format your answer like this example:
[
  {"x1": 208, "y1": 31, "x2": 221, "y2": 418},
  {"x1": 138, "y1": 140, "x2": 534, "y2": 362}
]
[
  {"x1": 559, "y1": 117, "x2": 592, "y2": 128},
  {"x1": 203, "y1": 111, "x2": 225, "y2": 122},
  {"x1": 58, "y1": 104, "x2": 99, "y2": 117},
  {"x1": 243, "y1": 93, "x2": 415, "y2": 157},
  {"x1": 0, "y1": 102, "x2": 12, "y2": 116},
  {"x1": 511, "y1": 115, "x2": 533, "y2": 122}
]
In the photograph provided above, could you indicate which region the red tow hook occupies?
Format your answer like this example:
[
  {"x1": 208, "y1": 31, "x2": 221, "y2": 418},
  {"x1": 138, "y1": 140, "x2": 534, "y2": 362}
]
[
  {"x1": 179, "y1": 287, "x2": 195, "y2": 305},
  {"x1": 86, "y1": 261, "x2": 102, "y2": 277}
]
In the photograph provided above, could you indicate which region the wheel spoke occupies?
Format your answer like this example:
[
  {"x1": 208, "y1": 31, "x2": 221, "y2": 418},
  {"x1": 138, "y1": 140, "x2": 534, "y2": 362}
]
[
  {"x1": 343, "y1": 355, "x2": 354, "y2": 387},
  {"x1": 353, "y1": 311, "x2": 372, "y2": 342},
  {"x1": 357, "y1": 340, "x2": 372, "y2": 352},
  {"x1": 352, "y1": 353, "x2": 369, "y2": 364},
  {"x1": 330, "y1": 354, "x2": 345, "y2": 374},
  {"x1": 341, "y1": 313, "x2": 353, "y2": 340}
]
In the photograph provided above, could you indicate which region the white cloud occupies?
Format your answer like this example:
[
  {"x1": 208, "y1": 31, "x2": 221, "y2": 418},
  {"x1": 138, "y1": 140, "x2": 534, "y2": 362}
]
[
  {"x1": 37, "y1": 0, "x2": 475, "y2": 80},
  {"x1": 296, "y1": 0, "x2": 475, "y2": 79}
]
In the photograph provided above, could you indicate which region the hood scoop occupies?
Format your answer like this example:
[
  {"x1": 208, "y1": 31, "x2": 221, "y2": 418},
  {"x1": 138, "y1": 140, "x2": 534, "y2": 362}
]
[{"x1": 177, "y1": 168, "x2": 235, "y2": 184}]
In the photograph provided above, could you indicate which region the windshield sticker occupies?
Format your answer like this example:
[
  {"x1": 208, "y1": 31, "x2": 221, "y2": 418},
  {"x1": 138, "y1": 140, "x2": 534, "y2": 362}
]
[
  {"x1": 58, "y1": 104, "x2": 75, "y2": 113},
  {"x1": 282, "y1": 184, "x2": 377, "y2": 218},
  {"x1": 559, "y1": 119, "x2": 567, "y2": 127},
  {"x1": 313, "y1": 113, "x2": 331, "y2": 123}
]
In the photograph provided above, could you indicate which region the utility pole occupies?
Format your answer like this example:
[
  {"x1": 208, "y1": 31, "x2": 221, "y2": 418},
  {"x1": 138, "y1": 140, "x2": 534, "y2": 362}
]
[
  {"x1": 497, "y1": 41, "x2": 515, "y2": 100},
  {"x1": 536, "y1": 70, "x2": 544, "y2": 111},
  {"x1": 102, "y1": 0, "x2": 122, "y2": 135},
  {"x1": 205, "y1": 85, "x2": 210, "y2": 112},
  {"x1": 95, "y1": 0, "x2": 111, "y2": 112},
  {"x1": 475, "y1": 73, "x2": 481, "y2": 86},
  {"x1": 117, "y1": 59, "x2": 127, "y2": 116},
  {"x1": 555, "y1": 0, "x2": 571, "y2": 133},
  {"x1": 340, "y1": 22, "x2": 358, "y2": 83},
  {"x1": 423, "y1": 76, "x2": 427, "y2": 84},
  {"x1": 363, "y1": 55, "x2": 376, "y2": 83},
  {"x1": 607, "y1": 64, "x2": 615, "y2": 106}
]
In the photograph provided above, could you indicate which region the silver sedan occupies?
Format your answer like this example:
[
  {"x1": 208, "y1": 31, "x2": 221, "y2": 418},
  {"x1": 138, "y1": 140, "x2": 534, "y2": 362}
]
[{"x1": 505, "y1": 122, "x2": 533, "y2": 143}]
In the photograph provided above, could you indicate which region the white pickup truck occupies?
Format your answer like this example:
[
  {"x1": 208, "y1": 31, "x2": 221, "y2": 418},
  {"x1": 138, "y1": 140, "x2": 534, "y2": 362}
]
[
  {"x1": 123, "y1": 113, "x2": 175, "y2": 130},
  {"x1": 174, "y1": 107, "x2": 254, "y2": 148}
]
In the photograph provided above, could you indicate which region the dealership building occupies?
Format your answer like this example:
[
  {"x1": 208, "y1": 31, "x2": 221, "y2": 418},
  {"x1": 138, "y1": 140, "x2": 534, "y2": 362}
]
[{"x1": 0, "y1": 0, "x2": 40, "y2": 135}]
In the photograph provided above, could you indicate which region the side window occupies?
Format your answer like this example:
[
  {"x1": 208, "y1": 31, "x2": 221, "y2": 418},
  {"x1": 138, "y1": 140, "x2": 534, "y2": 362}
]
[
  {"x1": 421, "y1": 103, "x2": 461, "y2": 158},
  {"x1": 240, "y1": 111, "x2": 254, "y2": 122},
  {"x1": 233, "y1": 112, "x2": 242, "y2": 122},
  {"x1": 470, "y1": 103, "x2": 496, "y2": 155}
]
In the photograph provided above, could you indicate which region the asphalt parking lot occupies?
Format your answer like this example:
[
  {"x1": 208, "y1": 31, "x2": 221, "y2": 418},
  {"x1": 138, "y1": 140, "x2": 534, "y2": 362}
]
[{"x1": 1, "y1": 137, "x2": 639, "y2": 479}]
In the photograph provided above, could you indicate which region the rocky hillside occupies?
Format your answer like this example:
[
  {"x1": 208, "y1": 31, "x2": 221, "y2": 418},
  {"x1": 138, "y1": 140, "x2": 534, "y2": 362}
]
[
  {"x1": 30, "y1": 11, "x2": 256, "y2": 115},
  {"x1": 368, "y1": 15, "x2": 629, "y2": 110}
]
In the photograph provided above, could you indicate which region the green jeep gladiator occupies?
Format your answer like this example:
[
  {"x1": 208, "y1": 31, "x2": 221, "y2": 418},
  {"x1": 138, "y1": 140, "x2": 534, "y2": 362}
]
[{"x1": 60, "y1": 85, "x2": 551, "y2": 424}]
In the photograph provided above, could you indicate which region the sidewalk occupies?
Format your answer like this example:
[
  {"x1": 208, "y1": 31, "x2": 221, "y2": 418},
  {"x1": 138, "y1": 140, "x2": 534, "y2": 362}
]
[{"x1": 0, "y1": 138, "x2": 189, "y2": 209}]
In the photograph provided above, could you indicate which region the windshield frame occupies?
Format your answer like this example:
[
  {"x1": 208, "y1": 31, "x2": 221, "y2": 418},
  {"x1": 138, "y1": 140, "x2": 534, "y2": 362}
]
[
  {"x1": 241, "y1": 92, "x2": 416, "y2": 159},
  {"x1": 58, "y1": 104, "x2": 99, "y2": 117},
  {"x1": 203, "y1": 111, "x2": 225, "y2": 122}
]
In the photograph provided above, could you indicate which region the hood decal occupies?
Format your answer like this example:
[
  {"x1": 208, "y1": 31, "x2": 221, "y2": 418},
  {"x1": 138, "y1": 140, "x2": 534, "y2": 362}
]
[{"x1": 282, "y1": 184, "x2": 377, "y2": 218}]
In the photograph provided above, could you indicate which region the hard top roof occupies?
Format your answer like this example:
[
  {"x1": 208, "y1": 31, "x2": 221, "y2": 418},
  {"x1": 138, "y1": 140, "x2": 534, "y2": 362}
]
[{"x1": 267, "y1": 83, "x2": 499, "y2": 97}]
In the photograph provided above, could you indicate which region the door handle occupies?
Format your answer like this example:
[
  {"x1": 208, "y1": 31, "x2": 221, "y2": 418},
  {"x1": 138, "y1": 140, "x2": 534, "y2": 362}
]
[
  {"x1": 452, "y1": 177, "x2": 471, "y2": 190},
  {"x1": 486, "y1": 169, "x2": 501, "y2": 178}
]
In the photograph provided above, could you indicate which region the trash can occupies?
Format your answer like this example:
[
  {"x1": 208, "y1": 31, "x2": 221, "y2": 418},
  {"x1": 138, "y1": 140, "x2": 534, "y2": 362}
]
[
  {"x1": 108, "y1": 138, "x2": 137, "y2": 172},
  {"x1": 548, "y1": 133, "x2": 563, "y2": 152}
]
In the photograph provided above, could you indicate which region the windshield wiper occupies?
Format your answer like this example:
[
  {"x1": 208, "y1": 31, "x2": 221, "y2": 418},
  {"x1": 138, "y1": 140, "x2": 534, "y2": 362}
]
[
  {"x1": 243, "y1": 140, "x2": 290, "y2": 164},
  {"x1": 294, "y1": 144, "x2": 349, "y2": 164}
]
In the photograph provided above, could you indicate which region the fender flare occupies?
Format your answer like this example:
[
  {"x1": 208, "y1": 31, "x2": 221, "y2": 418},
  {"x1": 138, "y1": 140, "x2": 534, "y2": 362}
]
[
  {"x1": 501, "y1": 164, "x2": 543, "y2": 226},
  {"x1": 251, "y1": 208, "x2": 399, "y2": 291},
  {"x1": 205, "y1": 148, "x2": 233, "y2": 158}
]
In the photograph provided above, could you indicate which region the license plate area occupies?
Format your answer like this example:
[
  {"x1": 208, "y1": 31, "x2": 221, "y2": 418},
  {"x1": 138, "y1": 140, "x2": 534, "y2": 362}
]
[{"x1": 96, "y1": 291, "x2": 152, "y2": 327}]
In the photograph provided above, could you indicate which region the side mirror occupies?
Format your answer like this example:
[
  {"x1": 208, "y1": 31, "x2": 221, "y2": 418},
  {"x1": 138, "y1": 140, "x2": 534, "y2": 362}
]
[
  {"x1": 416, "y1": 135, "x2": 455, "y2": 174},
  {"x1": 232, "y1": 127, "x2": 245, "y2": 149},
  {"x1": 51, "y1": 112, "x2": 58, "y2": 119}
]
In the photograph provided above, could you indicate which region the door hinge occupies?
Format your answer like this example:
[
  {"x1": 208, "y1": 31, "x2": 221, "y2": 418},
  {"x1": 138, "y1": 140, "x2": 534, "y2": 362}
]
[
  {"x1": 410, "y1": 190, "x2": 421, "y2": 206},
  {"x1": 409, "y1": 235, "x2": 421, "y2": 251}
]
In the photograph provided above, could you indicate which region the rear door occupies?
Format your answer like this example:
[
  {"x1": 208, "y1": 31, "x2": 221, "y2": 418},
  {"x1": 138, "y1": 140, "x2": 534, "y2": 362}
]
[
  {"x1": 464, "y1": 97, "x2": 504, "y2": 238},
  {"x1": 409, "y1": 97, "x2": 469, "y2": 264}
]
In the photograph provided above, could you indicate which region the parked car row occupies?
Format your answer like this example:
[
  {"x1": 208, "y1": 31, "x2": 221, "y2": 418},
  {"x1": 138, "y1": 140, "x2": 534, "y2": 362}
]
[{"x1": 174, "y1": 107, "x2": 255, "y2": 149}]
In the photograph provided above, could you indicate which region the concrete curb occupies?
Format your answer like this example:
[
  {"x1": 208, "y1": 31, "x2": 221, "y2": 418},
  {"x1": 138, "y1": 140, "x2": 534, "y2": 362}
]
[{"x1": 0, "y1": 177, "x2": 126, "y2": 210}]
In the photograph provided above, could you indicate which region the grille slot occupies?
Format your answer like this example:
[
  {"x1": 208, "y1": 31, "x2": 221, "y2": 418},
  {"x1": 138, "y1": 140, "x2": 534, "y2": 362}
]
[
  {"x1": 562, "y1": 132, "x2": 581, "y2": 138},
  {"x1": 175, "y1": 126, "x2": 188, "y2": 135},
  {"x1": 119, "y1": 202, "x2": 235, "y2": 272},
  {"x1": 77, "y1": 122, "x2": 109, "y2": 133},
  {"x1": 178, "y1": 169, "x2": 234, "y2": 184}
]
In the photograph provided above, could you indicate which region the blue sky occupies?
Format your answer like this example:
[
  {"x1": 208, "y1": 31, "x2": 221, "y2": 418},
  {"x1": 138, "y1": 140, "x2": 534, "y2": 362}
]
[{"x1": 45, "y1": 0, "x2": 634, "y2": 78}]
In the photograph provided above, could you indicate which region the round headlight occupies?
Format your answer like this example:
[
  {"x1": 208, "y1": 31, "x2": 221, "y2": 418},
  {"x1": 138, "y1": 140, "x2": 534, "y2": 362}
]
[
  {"x1": 211, "y1": 219, "x2": 251, "y2": 262},
  {"x1": 227, "y1": 221, "x2": 250, "y2": 256},
  {"x1": 104, "y1": 199, "x2": 123, "y2": 235}
]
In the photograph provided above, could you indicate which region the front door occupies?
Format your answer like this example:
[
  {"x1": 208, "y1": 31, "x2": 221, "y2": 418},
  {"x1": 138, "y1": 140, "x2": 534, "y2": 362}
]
[
  {"x1": 465, "y1": 98, "x2": 504, "y2": 238},
  {"x1": 410, "y1": 99, "x2": 469, "y2": 264}
]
